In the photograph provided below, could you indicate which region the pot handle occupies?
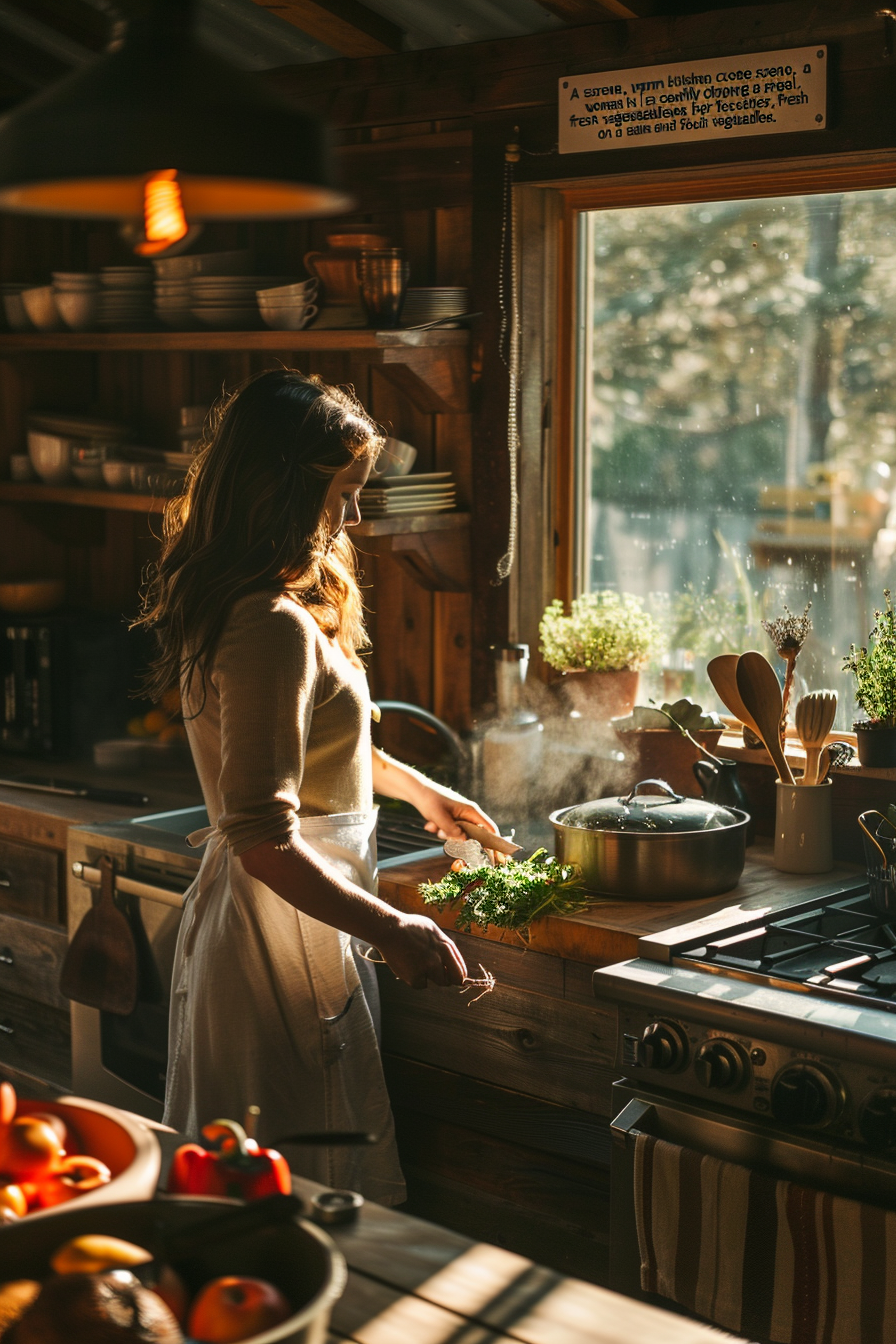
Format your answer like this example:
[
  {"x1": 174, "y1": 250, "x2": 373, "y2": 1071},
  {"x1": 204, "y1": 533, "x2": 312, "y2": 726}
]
[{"x1": 622, "y1": 779, "x2": 684, "y2": 805}]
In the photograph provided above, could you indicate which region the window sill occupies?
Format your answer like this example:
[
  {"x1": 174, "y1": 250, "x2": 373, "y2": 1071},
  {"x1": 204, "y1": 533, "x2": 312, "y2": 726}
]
[{"x1": 717, "y1": 729, "x2": 896, "y2": 782}]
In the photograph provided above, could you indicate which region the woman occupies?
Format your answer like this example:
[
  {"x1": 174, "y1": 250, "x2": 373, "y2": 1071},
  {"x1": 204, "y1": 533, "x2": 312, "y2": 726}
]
[{"x1": 137, "y1": 369, "x2": 496, "y2": 1205}]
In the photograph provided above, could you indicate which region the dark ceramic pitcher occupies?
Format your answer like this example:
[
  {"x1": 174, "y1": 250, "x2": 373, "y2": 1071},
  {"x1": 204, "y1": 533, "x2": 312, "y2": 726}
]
[{"x1": 693, "y1": 757, "x2": 755, "y2": 845}]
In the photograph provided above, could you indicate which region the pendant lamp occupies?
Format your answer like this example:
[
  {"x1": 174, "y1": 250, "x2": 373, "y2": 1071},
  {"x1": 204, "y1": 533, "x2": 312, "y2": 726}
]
[{"x1": 0, "y1": 0, "x2": 353, "y2": 236}]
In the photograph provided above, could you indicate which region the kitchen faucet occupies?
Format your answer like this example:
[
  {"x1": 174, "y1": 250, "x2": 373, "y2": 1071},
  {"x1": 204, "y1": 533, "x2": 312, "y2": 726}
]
[{"x1": 374, "y1": 701, "x2": 468, "y2": 790}]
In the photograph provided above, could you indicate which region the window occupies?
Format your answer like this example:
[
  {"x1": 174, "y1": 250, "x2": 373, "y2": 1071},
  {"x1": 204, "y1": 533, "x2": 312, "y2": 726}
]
[{"x1": 574, "y1": 185, "x2": 896, "y2": 725}]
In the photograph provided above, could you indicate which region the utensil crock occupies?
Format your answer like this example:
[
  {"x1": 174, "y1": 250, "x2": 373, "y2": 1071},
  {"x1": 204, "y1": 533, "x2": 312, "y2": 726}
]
[{"x1": 774, "y1": 780, "x2": 833, "y2": 873}]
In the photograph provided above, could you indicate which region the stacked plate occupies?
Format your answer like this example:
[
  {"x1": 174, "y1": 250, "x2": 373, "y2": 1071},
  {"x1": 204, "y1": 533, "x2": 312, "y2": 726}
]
[
  {"x1": 401, "y1": 287, "x2": 469, "y2": 328},
  {"x1": 98, "y1": 266, "x2": 154, "y2": 330},
  {"x1": 190, "y1": 275, "x2": 292, "y2": 330},
  {"x1": 360, "y1": 472, "x2": 456, "y2": 518},
  {"x1": 153, "y1": 250, "x2": 251, "y2": 329}
]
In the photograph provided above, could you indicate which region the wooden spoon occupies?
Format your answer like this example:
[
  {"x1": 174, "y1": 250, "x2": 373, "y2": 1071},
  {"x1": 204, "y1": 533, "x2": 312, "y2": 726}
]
[
  {"x1": 735, "y1": 651, "x2": 795, "y2": 785},
  {"x1": 794, "y1": 690, "x2": 838, "y2": 786},
  {"x1": 706, "y1": 654, "x2": 764, "y2": 739}
]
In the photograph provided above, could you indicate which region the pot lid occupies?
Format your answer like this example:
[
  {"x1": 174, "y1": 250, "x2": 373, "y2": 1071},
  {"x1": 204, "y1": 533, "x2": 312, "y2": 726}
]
[{"x1": 557, "y1": 779, "x2": 740, "y2": 833}]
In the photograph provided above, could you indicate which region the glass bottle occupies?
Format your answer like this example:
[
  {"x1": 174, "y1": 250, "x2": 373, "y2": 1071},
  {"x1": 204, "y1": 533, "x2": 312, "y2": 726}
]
[{"x1": 472, "y1": 644, "x2": 544, "y2": 828}]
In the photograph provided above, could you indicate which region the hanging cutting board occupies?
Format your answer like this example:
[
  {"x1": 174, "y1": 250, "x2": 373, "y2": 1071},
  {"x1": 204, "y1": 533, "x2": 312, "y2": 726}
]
[{"x1": 60, "y1": 854, "x2": 138, "y2": 1015}]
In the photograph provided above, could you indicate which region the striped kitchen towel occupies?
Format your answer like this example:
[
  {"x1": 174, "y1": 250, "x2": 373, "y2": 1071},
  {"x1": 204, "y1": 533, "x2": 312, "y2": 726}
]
[{"x1": 634, "y1": 1131, "x2": 896, "y2": 1344}]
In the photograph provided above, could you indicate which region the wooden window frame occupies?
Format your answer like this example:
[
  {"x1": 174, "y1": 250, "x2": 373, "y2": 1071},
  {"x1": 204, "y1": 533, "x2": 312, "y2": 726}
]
[{"x1": 542, "y1": 148, "x2": 896, "y2": 619}]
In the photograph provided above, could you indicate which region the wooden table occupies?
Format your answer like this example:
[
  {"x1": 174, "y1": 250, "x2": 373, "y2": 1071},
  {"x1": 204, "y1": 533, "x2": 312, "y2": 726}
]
[{"x1": 297, "y1": 1171, "x2": 747, "y2": 1344}]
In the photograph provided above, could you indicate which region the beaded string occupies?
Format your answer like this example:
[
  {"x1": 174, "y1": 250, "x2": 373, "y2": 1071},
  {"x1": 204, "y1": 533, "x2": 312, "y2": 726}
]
[{"x1": 496, "y1": 130, "x2": 521, "y2": 583}]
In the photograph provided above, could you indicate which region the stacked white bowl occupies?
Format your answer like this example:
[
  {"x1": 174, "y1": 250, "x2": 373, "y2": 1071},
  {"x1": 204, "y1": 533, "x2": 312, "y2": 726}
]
[
  {"x1": 401, "y1": 286, "x2": 470, "y2": 328},
  {"x1": 191, "y1": 274, "x2": 291, "y2": 329},
  {"x1": 1, "y1": 282, "x2": 33, "y2": 331},
  {"x1": 152, "y1": 249, "x2": 251, "y2": 329},
  {"x1": 20, "y1": 285, "x2": 63, "y2": 332},
  {"x1": 98, "y1": 266, "x2": 154, "y2": 330},
  {"x1": 52, "y1": 272, "x2": 101, "y2": 331},
  {"x1": 256, "y1": 278, "x2": 319, "y2": 331},
  {"x1": 26, "y1": 411, "x2": 129, "y2": 486}
]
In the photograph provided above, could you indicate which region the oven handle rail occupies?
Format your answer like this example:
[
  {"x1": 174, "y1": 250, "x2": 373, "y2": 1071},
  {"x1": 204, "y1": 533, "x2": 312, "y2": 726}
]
[{"x1": 71, "y1": 861, "x2": 185, "y2": 909}]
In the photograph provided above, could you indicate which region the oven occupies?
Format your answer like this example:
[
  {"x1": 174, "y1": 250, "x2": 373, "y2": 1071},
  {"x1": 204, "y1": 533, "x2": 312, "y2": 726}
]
[
  {"x1": 67, "y1": 805, "x2": 442, "y2": 1121},
  {"x1": 594, "y1": 881, "x2": 896, "y2": 1343}
]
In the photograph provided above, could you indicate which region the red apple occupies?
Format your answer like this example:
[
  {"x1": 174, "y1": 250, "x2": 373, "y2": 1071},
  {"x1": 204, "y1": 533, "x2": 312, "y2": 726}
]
[{"x1": 187, "y1": 1276, "x2": 291, "y2": 1343}]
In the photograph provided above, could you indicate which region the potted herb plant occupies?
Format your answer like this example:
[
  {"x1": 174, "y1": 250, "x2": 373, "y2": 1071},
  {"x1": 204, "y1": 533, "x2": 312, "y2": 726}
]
[
  {"x1": 539, "y1": 591, "x2": 662, "y2": 720},
  {"x1": 843, "y1": 590, "x2": 896, "y2": 766}
]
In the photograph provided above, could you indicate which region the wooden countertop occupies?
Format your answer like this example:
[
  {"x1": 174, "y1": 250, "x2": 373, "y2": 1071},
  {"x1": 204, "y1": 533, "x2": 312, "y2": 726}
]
[
  {"x1": 0, "y1": 756, "x2": 203, "y2": 851},
  {"x1": 378, "y1": 843, "x2": 864, "y2": 967}
]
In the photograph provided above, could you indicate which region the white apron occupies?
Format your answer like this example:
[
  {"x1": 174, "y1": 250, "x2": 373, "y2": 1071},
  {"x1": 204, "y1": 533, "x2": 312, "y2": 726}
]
[{"x1": 162, "y1": 809, "x2": 406, "y2": 1206}]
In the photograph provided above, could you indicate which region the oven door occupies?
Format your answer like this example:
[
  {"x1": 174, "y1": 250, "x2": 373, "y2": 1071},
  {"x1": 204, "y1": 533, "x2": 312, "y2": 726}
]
[
  {"x1": 610, "y1": 1078, "x2": 896, "y2": 1318},
  {"x1": 69, "y1": 862, "x2": 187, "y2": 1122}
]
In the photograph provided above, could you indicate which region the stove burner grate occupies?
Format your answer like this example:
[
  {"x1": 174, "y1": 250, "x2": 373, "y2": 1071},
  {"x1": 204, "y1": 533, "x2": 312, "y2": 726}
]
[{"x1": 681, "y1": 889, "x2": 896, "y2": 1008}]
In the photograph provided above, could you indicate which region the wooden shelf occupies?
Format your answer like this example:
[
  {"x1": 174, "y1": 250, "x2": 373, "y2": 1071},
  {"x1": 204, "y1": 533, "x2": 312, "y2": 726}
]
[
  {"x1": 0, "y1": 329, "x2": 468, "y2": 352},
  {"x1": 0, "y1": 481, "x2": 469, "y2": 539}
]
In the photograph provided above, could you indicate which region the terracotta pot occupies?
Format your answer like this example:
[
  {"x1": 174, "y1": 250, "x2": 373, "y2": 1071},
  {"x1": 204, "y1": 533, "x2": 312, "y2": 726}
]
[
  {"x1": 613, "y1": 726, "x2": 724, "y2": 798},
  {"x1": 562, "y1": 668, "x2": 639, "y2": 720}
]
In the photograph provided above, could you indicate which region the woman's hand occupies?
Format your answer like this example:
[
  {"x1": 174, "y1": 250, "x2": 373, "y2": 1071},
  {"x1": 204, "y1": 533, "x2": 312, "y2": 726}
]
[
  {"x1": 376, "y1": 913, "x2": 467, "y2": 989},
  {"x1": 412, "y1": 780, "x2": 500, "y2": 843}
]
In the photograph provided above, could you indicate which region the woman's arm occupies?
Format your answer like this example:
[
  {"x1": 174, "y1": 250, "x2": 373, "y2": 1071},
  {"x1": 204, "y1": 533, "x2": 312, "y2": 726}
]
[
  {"x1": 372, "y1": 747, "x2": 499, "y2": 840},
  {"x1": 240, "y1": 833, "x2": 467, "y2": 989}
]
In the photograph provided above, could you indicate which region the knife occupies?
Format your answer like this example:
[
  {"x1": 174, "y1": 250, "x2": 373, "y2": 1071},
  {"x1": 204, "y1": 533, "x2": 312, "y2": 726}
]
[{"x1": 0, "y1": 777, "x2": 150, "y2": 806}]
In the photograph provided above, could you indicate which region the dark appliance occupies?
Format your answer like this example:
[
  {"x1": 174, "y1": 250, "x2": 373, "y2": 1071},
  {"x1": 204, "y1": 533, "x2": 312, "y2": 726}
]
[
  {"x1": 593, "y1": 875, "x2": 896, "y2": 1341},
  {"x1": 1, "y1": 613, "x2": 134, "y2": 757}
]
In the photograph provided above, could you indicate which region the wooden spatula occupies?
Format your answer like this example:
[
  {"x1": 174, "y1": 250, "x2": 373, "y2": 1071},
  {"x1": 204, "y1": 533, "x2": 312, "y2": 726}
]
[
  {"x1": 60, "y1": 855, "x2": 138, "y2": 1016},
  {"x1": 706, "y1": 654, "x2": 764, "y2": 740},
  {"x1": 795, "y1": 690, "x2": 838, "y2": 785},
  {"x1": 735, "y1": 651, "x2": 795, "y2": 785}
]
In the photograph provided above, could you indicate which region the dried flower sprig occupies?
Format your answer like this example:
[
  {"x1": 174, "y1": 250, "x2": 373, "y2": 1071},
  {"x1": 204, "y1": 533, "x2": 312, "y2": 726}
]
[{"x1": 761, "y1": 601, "x2": 812, "y2": 743}]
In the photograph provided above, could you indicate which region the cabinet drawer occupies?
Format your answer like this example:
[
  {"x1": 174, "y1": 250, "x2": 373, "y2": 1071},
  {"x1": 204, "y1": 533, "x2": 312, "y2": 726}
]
[
  {"x1": 0, "y1": 912, "x2": 67, "y2": 1011},
  {"x1": 0, "y1": 837, "x2": 61, "y2": 924},
  {"x1": 0, "y1": 984, "x2": 70, "y2": 1091}
]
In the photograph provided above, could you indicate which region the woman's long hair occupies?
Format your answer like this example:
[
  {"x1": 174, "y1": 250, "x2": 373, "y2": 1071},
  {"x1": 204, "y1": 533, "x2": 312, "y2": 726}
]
[{"x1": 136, "y1": 368, "x2": 382, "y2": 704}]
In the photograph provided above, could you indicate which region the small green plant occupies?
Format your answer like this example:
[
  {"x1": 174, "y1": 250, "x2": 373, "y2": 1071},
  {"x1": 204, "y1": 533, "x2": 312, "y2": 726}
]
[
  {"x1": 539, "y1": 591, "x2": 662, "y2": 673},
  {"x1": 419, "y1": 851, "x2": 594, "y2": 940},
  {"x1": 843, "y1": 590, "x2": 896, "y2": 727}
]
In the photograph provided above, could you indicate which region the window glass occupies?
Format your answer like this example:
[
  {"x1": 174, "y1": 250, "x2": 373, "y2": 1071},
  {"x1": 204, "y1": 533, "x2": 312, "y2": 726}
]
[{"x1": 577, "y1": 189, "x2": 896, "y2": 725}]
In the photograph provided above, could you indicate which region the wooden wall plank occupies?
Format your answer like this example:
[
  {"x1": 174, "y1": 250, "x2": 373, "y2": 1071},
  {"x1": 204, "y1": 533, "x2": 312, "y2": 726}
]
[{"x1": 378, "y1": 969, "x2": 618, "y2": 1113}]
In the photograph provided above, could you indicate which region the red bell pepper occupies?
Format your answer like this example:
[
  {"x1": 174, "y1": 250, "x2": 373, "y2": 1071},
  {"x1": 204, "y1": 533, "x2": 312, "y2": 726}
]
[{"x1": 167, "y1": 1118, "x2": 291, "y2": 1201}]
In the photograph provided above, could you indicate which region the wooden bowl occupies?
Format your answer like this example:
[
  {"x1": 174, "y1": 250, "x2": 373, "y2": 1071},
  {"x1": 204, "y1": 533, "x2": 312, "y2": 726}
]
[
  {"x1": 0, "y1": 579, "x2": 65, "y2": 613},
  {"x1": 10, "y1": 1095, "x2": 161, "y2": 1221}
]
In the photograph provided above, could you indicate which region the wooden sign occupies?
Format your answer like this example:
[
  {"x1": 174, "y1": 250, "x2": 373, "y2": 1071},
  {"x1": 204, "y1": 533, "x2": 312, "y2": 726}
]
[{"x1": 559, "y1": 46, "x2": 827, "y2": 154}]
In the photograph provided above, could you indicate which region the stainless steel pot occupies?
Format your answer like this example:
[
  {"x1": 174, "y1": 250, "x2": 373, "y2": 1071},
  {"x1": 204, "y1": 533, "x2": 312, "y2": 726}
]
[{"x1": 550, "y1": 778, "x2": 748, "y2": 901}]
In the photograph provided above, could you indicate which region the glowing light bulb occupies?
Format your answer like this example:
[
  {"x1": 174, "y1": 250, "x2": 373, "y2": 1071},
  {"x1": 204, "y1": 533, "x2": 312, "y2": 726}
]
[{"x1": 134, "y1": 170, "x2": 188, "y2": 255}]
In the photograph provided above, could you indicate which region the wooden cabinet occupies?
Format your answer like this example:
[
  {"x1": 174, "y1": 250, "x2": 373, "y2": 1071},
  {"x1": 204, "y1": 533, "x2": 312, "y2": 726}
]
[
  {"x1": 0, "y1": 828, "x2": 70, "y2": 1093},
  {"x1": 377, "y1": 931, "x2": 616, "y2": 1285},
  {"x1": 0, "y1": 326, "x2": 474, "y2": 729}
]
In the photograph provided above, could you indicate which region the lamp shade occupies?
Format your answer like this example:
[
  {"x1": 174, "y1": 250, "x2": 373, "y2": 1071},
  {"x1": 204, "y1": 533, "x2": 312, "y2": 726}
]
[{"x1": 0, "y1": 0, "x2": 353, "y2": 220}]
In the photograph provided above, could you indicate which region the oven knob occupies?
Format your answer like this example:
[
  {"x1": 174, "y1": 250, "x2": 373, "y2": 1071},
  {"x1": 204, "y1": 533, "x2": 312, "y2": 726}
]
[
  {"x1": 694, "y1": 1039, "x2": 747, "y2": 1091},
  {"x1": 859, "y1": 1091, "x2": 896, "y2": 1150},
  {"x1": 638, "y1": 1021, "x2": 688, "y2": 1072},
  {"x1": 771, "y1": 1064, "x2": 842, "y2": 1129}
]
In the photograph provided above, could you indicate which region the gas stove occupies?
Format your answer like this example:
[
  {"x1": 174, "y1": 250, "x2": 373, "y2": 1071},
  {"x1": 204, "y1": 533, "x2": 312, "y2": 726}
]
[{"x1": 593, "y1": 876, "x2": 896, "y2": 1155}]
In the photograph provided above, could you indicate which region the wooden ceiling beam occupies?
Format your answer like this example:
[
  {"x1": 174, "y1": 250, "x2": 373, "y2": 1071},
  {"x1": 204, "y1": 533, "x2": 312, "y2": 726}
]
[
  {"x1": 534, "y1": 0, "x2": 660, "y2": 21},
  {"x1": 252, "y1": 0, "x2": 403, "y2": 57}
]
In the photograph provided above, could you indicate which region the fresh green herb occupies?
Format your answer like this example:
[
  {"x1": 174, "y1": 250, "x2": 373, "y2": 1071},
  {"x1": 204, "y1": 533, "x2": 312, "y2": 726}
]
[
  {"x1": 419, "y1": 850, "x2": 594, "y2": 939},
  {"x1": 844, "y1": 590, "x2": 896, "y2": 727},
  {"x1": 538, "y1": 591, "x2": 661, "y2": 673}
]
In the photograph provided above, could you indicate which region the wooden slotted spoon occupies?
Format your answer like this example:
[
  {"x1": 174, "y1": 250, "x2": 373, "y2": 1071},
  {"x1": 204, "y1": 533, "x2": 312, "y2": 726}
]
[
  {"x1": 794, "y1": 690, "x2": 837, "y2": 786},
  {"x1": 706, "y1": 654, "x2": 764, "y2": 740},
  {"x1": 735, "y1": 651, "x2": 795, "y2": 785}
]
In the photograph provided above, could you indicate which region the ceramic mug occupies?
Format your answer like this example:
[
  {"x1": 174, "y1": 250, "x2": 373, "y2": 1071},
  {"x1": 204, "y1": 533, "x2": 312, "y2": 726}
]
[{"x1": 774, "y1": 780, "x2": 833, "y2": 873}]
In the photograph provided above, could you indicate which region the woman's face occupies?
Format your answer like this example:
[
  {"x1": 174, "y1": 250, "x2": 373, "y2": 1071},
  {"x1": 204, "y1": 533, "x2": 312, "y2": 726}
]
[{"x1": 322, "y1": 454, "x2": 374, "y2": 538}]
